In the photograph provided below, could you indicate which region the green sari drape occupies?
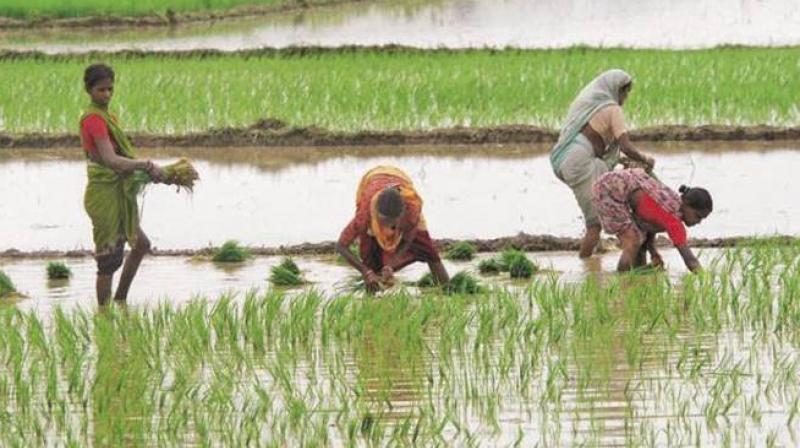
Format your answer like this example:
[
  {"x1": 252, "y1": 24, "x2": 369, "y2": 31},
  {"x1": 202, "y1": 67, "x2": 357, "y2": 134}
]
[{"x1": 81, "y1": 104, "x2": 149, "y2": 254}]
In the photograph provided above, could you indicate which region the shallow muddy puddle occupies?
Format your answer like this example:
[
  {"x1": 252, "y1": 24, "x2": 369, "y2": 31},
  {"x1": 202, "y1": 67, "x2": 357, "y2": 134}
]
[
  {"x1": 2, "y1": 0, "x2": 799, "y2": 53},
  {"x1": 3, "y1": 247, "x2": 718, "y2": 313},
  {"x1": 1, "y1": 141, "x2": 798, "y2": 253}
]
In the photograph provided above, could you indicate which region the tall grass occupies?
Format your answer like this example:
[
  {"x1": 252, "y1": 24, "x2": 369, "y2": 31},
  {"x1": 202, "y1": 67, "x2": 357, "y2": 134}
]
[
  {"x1": 0, "y1": 0, "x2": 338, "y2": 20},
  {"x1": 0, "y1": 239, "x2": 799, "y2": 445},
  {"x1": 0, "y1": 47, "x2": 796, "y2": 134}
]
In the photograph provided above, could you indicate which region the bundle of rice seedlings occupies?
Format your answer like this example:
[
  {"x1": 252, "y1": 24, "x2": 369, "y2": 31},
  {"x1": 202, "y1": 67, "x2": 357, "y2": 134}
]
[
  {"x1": 416, "y1": 272, "x2": 437, "y2": 288},
  {"x1": 162, "y1": 158, "x2": 199, "y2": 191},
  {"x1": 445, "y1": 241, "x2": 476, "y2": 261},
  {"x1": 0, "y1": 270, "x2": 16, "y2": 298},
  {"x1": 46, "y1": 261, "x2": 72, "y2": 280},
  {"x1": 212, "y1": 240, "x2": 250, "y2": 263},
  {"x1": 501, "y1": 249, "x2": 538, "y2": 279},
  {"x1": 443, "y1": 271, "x2": 484, "y2": 295},
  {"x1": 478, "y1": 258, "x2": 503, "y2": 275},
  {"x1": 270, "y1": 258, "x2": 305, "y2": 287}
]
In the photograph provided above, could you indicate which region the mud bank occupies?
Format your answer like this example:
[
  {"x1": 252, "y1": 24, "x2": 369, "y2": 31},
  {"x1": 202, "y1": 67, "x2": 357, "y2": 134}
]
[
  {"x1": 1, "y1": 234, "x2": 792, "y2": 259},
  {"x1": 0, "y1": 0, "x2": 370, "y2": 30},
  {"x1": 3, "y1": 123, "x2": 800, "y2": 149}
]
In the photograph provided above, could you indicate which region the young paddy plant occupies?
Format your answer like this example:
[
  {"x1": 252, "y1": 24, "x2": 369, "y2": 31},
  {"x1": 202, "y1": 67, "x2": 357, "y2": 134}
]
[
  {"x1": 1, "y1": 47, "x2": 799, "y2": 134},
  {"x1": 0, "y1": 270, "x2": 15, "y2": 298},
  {"x1": 212, "y1": 240, "x2": 250, "y2": 263},
  {"x1": 46, "y1": 261, "x2": 72, "y2": 280},
  {"x1": 269, "y1": 257, "x2": 306, "y2": 287},
  {"x1": 445, "y1": 242, "x2": 476, "y2": 261}
]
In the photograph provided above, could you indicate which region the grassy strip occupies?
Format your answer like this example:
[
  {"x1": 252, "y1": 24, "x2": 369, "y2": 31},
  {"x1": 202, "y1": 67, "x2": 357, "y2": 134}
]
[
  {"x1": 0, "y1": 0, "x2": 339, "y2": 20},
  {"x1": 0, "y1": 47, "x2": 797, "y2": 134},
  {"x1": 1, "y1": 240, "x2": 800, "y2": 444}
]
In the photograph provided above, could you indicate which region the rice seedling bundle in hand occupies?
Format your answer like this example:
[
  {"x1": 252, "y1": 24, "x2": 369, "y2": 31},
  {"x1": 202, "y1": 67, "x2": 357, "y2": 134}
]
[
  {"x1": 0, "y1": 271, "x2": 16, "y2": 298},
  {"x1": 443, "y1": 271, "x2": 484, "y2": 295},
  {"x1": 212, "y1": 240, "x2": 250, "y2": 263},
  {"x1": 445, "y1": 242, "x2": 476, "y2": 261},
  {"x1": 270, "y1": 258, "x2": 306, "y2": 287},
  {"x1": 162, "y1": 158, "x2": 199, "y2": 192},
  {"x1": 46, "y1": 261, "x2": 72, "y2": 280}
]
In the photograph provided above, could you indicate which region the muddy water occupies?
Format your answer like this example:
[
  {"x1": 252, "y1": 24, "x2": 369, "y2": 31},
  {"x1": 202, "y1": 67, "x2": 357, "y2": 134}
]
[
  {"x1": 2, "y1": 247, "x2": 716, "y2": 312},
  {"x1": 1, "y1": 141, "x2": 798, "y2": 253},
  {"x1": 1, "y1": 0, "x2": 799, "y2": 53}
]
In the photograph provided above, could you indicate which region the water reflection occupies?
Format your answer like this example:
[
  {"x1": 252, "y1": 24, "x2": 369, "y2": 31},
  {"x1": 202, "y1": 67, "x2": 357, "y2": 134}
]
[{"x1": 1, "y1": 0, "x2": 798, "y2": 53}]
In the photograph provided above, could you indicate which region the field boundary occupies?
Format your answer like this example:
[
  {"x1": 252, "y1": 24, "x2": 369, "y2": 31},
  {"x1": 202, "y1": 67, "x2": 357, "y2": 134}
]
[
  {"x1": 2, "y1": 123, "x2": 800, "y2": 149},
  {"x1": 0, "y1": 0, "x2": 371, "y2": 30},
  {"x1": 2, "y1": 234, "x2": 794, "y2": 259}
]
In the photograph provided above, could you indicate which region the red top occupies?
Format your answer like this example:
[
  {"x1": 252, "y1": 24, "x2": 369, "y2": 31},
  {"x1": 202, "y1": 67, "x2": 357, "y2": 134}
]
[
  {"x1": 636, "y1": 193, "x2": 687, "y2": 246},
  {"x1": 80, "y1": 114, "x2": 118, "y2": 157},
  {"x1": 338, "y1": 174, "x2": 421, "y2": 248}
]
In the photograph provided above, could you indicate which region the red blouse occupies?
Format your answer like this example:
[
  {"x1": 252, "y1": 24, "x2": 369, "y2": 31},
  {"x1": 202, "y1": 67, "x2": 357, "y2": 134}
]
[
  {"x1": 636, "y1": 193, "x2": 687, "y2": 246},
  {"x1": 80, "y1": 114, "x2": 118, "y2": 156}
]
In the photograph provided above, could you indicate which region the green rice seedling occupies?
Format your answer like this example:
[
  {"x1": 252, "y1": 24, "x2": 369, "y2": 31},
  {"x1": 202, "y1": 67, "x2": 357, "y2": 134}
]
[
  {"x1": 478, "y1": 258, "x2": 503, "y2": 275},
  {"x1": 269, "y1": 258, "x2": 305, "y2": 287},
  {"x1": 500, "y1": 249, "x2": 538, "y2": 279},
  {"x1": 0, "y1": 270, "x2": 16, "y2": 297},
  {"x1": 212, "y1": 240, "x2": 250, "y2": 263},
  {"x1": 0, "y1": 47, "x2": 798, "y2": 135},
  {"x1": 416, "y1": 272, "x2": 437, "y2": 288},
  {"x1": 445, "y1": 242, "x2": 476, "y2": 261},
  {"x1": 46, "y1": 261, "x2": 72, "y2": 280},
  {"x1": 443, "y1": 271, "x2": 484, "y2": 295}
]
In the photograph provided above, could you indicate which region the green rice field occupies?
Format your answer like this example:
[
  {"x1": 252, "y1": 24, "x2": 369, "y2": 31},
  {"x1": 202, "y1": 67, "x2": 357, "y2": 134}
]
[
  {"x1": 2, "y1": 239, "x2": 800, "y2": 445},
  {"x1": 0, "y1": 47, "x2": 797, "y2": 134},
  {"x1": 0, "y1": 0, "x2": 338, "y2": 20}
]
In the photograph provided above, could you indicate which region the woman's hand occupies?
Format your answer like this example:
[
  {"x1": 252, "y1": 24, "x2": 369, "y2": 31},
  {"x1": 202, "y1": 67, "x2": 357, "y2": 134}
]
[
  {"x1": 146, "y1": 161, "x2": 167, "y2": 183},
  {"x1": 363, "y1": 269, "x2": 382, "y2": 290},
  {"x1": 643, "y1": 155, "x2": 656, "y2": 170},
  {"x1": 381, "y1": 266, "x2": 395, "y2": 286}
]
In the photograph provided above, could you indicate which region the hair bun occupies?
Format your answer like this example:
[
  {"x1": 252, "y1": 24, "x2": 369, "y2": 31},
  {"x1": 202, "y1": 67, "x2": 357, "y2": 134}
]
[{"x1": 678, "y1": 185, "x2": 689, "y2": 194}]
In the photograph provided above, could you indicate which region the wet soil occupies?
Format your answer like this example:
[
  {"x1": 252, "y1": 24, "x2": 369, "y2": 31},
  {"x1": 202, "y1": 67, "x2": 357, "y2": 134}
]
[
  {"x1": 3, "y1": 123, "x2": 800, "y2": 149},
  {"x1": 1, "y1": 234, "x2": 791, "y2": 260}
]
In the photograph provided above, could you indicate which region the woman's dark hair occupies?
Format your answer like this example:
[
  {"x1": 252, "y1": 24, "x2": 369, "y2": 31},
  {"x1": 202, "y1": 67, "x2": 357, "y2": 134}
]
[
  {"x1": 84, "y1": 64, "x2": 115, "y2": 90},
  {"x1": 377, "y1": 188, "x2": 404, "y2": 219},
  {"x1": 679, "y1": 185, "x2": 713, "y2": 214}
]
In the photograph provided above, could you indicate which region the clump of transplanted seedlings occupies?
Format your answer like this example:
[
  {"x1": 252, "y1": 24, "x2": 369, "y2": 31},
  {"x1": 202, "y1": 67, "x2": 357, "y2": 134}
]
[
  {"x1": 269, "y1": 258, "x2": 306, "y2": 287},
  {"x1": 0, "y1": 270, "x2": 15, "y2": 298},
  {"x1": 46, "y1": 261, "x2": 72, "y2": 280},
  {"x1": 445, "y1": 241, "x2": 476, "y2": 261},
  {"x1": 443, "y1": 271, "x2": 484, "y2": 295},
  {"x1": 212, "y1": 240, "x2": 251, "y2": 263},
  {"x1": 478, "y1": 257, "x2": 503, "y2": 275},
  {"x1": 416, "y1": 272, "x2": 437, "y2": 288},
  {"x1": 501, "y1": 249, "x2": 538, "y2": 279},
  {"x1": 478, "y1": 249, "x2": 538, "y2": 279}
]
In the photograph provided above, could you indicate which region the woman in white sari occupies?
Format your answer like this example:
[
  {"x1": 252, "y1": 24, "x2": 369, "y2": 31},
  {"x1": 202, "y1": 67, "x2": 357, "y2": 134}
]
[{"x1": 550, "y1": 69, "x2": 655, "y2": 258}]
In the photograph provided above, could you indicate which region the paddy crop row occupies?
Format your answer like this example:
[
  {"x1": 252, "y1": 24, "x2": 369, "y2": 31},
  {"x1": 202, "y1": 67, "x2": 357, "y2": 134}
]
[
  {"x1": 0, "y1": 0, "x2": 340, "y2": 20},
  {"x1": 0, "y1": 47, "x2": 797, "y2": 134},
  {"x1": 1, "y1": 239, "x2": 800, "y2": 445}
]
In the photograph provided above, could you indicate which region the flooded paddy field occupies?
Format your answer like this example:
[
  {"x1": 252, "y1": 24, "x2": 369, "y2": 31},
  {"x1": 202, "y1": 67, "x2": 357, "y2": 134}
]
[
  {"x1": 2, "y1": 241, "x2": 800, "y2": 446},
  {"x1": 2, "y1": 0, "x2": 799, "y2": 53},
  {"x1": 1, "y1": 141, "x2": 798, "y2": 253}
]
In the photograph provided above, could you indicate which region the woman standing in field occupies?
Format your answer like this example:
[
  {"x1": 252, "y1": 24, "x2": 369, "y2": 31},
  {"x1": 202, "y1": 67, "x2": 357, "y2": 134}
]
[
  {"x1": 550, "y1": 69, "x2": 655, "y2": 258},
  {"x1": 592, "y1": 168, "x2": 713, "y2": 273},
  {"x1": 80, "y1": 63, "x2": 167, "y2": 305}
]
